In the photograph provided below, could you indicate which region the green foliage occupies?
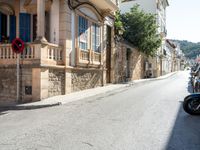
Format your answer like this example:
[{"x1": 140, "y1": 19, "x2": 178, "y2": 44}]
[
  {"x1": 173, "y1": 40, "x2": 200, "y2": 59},
  {"x1": 114, "y1": 11, "x2": 124, "y2": 35},
  {"x1": 119, "y1": 5, "x2": 162, "y2": 56}
]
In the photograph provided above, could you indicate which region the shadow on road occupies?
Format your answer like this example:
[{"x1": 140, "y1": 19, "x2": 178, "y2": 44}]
[{"x1": 165, "y1": 102, "x2": 200, "y2": 150}]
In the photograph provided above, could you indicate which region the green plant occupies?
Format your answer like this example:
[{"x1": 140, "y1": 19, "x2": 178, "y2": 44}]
[
  {"x1": 114, "y1": 11, "x2": 124, "y2": 35},
  {"x1": 120, "y1": 5, "x2": 162, "y2": 57}
]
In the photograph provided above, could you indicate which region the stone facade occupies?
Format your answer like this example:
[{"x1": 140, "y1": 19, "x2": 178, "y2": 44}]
[
  {"x1": 48, "y1": 69, "x2": 65, "y2": 97},
  {"x1": 72, "y1": 69, "x2": 102, "y2": 92},
  {"x1": 0, "y1": 0, "x2": 118, "y2": 105}
]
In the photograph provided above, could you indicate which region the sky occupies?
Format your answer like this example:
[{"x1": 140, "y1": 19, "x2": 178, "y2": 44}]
[{"x1": 166, "y1": 0, "x2": 200, "y2": 43}]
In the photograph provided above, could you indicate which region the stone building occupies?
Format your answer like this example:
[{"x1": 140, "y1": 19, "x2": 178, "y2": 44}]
[
  {"x1": 165, "y1": 39, "x2": 176, "y2": 73},
  {"x1": 165, "y1": 39, "x2": 185, "y2": 72},
  {"x1": 0, "y1": 0, "x2": 118, "y2": 105}
]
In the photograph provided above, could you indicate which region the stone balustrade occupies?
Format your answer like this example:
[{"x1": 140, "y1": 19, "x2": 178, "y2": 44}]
[
  {"x1": 47, "y1": 44, "x2": 62, "y2": 61},
  {"x1": 79, "y1": 49, "x2": 101, "y2": 65},
  {"x1": 0, "y1": 44, "x2": 17, "y2": 59},
  {"x1": 0, "y1": 43, "x2": 63, "y2": 66}
]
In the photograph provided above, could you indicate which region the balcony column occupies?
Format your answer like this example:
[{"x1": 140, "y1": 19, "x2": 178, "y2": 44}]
[{"x1": 35, "y1": 0, "x2": 47, "y2": 43}]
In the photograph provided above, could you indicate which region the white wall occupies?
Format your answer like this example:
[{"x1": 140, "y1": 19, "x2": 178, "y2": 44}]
[
  {"x1": 120, "y1": 0, "x2": 156, "y2": 14},
  {"x1": 50, "y1": 0, "x2": 59, "y2": 44},
  {"x1": 120, "y1": 0, "x2": 168, "y2": 35}
]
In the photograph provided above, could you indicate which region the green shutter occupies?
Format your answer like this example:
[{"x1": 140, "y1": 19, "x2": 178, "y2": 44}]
[{"x1": 20, "y1": 13, "x2": 31, "y2": 42}]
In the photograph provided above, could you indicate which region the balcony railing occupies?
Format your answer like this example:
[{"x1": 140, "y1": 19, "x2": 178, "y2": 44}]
[
  {"x1": 78, "y1": 49, "x2": 101, "y2": 65},
  {"x1": 0, "y1": 43, "x2": 63, "y2": 66}
]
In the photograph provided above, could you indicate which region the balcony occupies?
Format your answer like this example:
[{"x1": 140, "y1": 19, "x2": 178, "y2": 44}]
[
  {"x1": 0, "y1": 43, "x2": 63, "y2": 66},
  {"x1": 88, "y1": 0, "x2": 118, "y2": 12}
]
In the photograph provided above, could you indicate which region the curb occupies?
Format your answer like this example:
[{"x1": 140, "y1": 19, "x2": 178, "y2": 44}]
[
  {"x1": 0, "y1": 102, "x2": 61, "y2": 111},
  {"x1": 127, "y1": 72, "x2": 177, "y2": 87}
]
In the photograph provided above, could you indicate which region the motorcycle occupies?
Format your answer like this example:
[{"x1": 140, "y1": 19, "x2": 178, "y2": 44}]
[
  {"x1": 183, "y1": 93, "x2": 200, "y2": 115},
  {"x1": 183, "y1": 64, "x2": 200, "y2": 115}
]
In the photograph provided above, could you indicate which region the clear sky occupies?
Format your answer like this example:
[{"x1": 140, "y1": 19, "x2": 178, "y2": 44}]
[{"x1": 166, "y1": 0, "x2": 200, "y2": 43}]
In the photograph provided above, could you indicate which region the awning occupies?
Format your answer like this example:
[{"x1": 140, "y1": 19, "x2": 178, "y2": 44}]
[{"x1": 0, "y1": 3, "x2": 15, "y2": 15}]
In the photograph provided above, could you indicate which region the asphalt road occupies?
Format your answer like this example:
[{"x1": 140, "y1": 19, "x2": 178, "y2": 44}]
[{"x1": 0, "y1": 71, "x2": 200, "y2": 150}]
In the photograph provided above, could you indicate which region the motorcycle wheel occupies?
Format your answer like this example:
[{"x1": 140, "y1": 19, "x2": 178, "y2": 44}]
[{"x1": 183, "y1": 96, "x2": 200, "y2": 115}]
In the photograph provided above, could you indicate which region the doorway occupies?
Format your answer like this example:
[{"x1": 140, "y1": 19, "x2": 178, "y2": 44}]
[
  {"x1": 106, "y1": 25, "x2": 112, "y2": 83},
  {"x1": 126, "y1": 48, "x2": 131, "y2": 78}
]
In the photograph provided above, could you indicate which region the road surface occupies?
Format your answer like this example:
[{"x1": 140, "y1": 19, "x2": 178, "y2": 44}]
[{"x1": 0, "y1": 71, "x2": 200, "y2": 150}]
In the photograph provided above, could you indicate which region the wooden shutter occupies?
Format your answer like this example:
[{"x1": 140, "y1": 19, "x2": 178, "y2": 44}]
[
  {"x1": 20, "y1": 13, "x2": 31, "y2": 42},
  {"x1": 9, "y1": 15, "x2": 16, "y2": 42}
]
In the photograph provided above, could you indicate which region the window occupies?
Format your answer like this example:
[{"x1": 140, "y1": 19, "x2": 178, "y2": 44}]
[
  {"x1": 0, "y1": 13, "x2": 8, "y2": 42},
  {"x1": 0, "y1": 13, "x2": 16, "y2": 43},
  {"x1": 78, "y1": 16, "x2": 88, "y2": 50},
  {"x1": 92, "y1": 23, "x2": 100, "y2": 52}
]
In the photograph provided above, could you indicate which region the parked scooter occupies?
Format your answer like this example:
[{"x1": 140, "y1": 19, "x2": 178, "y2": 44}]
[
  {"x1": 183, "y1": 93, "x2": 200, "y2": 115},
  {"x1": 183, "y1": 64, "x2": 200, "y2": 115},
  {"x1": 190, "y1": 64, "x2": 200, "y2": 93}
]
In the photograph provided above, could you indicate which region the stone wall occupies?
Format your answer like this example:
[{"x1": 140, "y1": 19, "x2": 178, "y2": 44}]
[
  {"x1": 129, "y1": 49, "x2": 145, "y2": 80},
  {"x1": 0, "y1": 67, "x2": 32, "y2": 105},
  {"x1": 113, "y1": 41, "x2": 146, "y2": 83},
  {"x1": 72, "y1": 69, "x2": 102, "y2": 92},
  {"x1": 113, "y1": 42, "x2": 127, "y2": 83},
  {"x1": 20, "y1": 68, "x2": 32, "y2": 103},
  {"x1": 0, "y1": 68, "x2": 17, "y2": 105},
  {"x1": 48, "y1": 69, "x2": 65, "y2": 97}
]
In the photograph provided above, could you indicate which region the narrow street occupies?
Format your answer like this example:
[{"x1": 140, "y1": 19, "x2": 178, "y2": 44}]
[{"x1": 0, "y1": 71, "x2": 200, "y2": 150}]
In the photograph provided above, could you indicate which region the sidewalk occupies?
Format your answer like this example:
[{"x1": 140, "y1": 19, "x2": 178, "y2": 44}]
[{"x1": 0, "y1": 72, "x2": 177, "y2": 110}]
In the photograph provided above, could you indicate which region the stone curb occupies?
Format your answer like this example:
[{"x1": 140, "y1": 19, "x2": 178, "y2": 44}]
[
  {"x1": 0, "y1": 72, "x2": 177, "y2": 111},
  {"x1": 0, "y1": 102, "x2": 61, "y2": 111},
  {"x1": 127, "y1": 71, "x2": 177, "y2": 87}
]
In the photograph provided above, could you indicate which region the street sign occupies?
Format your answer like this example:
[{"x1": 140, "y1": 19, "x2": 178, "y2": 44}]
[{"x1": 11, "y1": 38, "x2": 25, "y2": 54}]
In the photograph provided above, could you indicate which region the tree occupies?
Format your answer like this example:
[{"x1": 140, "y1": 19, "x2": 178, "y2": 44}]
[{"x1": 118, "y1": 6, "x2": 162, "y2": 56}]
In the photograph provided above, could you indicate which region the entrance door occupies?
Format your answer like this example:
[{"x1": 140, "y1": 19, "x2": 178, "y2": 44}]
[{"x1": 106, "y1": 26, "x2": 112, "y2": 83}]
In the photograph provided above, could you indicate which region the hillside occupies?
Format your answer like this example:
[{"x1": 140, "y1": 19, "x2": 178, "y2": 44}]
[{"x1": 172, "y1": 40, "x2": 200, "y2": 59}]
